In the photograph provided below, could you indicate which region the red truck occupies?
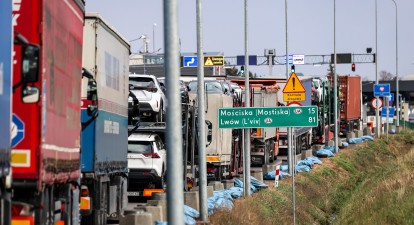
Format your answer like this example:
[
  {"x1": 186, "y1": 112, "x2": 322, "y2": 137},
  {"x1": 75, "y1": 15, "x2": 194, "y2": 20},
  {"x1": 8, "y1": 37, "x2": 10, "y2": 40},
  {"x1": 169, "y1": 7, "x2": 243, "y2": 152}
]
[
  {"x1": 11, "y1": 1, "x2": 85, "y2": 225},
  {"x1": 327, "y1": 75, "x2": 362, "y2": 136}
]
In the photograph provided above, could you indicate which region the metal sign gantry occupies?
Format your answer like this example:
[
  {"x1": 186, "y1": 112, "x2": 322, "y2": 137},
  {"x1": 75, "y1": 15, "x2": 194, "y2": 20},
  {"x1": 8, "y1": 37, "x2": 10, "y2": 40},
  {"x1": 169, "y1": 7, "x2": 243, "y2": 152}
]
[{"x1": 223, "y1": 53, "x2": 376, "y2": 66}]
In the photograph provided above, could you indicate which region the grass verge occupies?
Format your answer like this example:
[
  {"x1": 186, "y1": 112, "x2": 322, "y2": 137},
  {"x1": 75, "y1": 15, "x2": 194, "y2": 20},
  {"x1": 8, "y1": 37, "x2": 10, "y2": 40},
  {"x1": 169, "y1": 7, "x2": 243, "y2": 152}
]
[{"x1": 209, "y1": 130, "x2": 414, "y2": 225}]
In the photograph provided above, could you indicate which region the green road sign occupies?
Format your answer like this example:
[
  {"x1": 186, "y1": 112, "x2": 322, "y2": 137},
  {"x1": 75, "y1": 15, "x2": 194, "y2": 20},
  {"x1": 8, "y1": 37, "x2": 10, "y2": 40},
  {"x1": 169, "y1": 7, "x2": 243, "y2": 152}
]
[{"x1": 218, "y1": 106, "x2": 318, "y2": 129}]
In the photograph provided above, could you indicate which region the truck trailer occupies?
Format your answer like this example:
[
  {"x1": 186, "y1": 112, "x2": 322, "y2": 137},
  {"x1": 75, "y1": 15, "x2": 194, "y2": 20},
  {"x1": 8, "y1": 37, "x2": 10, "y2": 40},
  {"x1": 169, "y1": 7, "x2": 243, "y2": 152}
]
[
  {"x1": 11, "y1": 1, "x2": 85, "y2": 225},
  {"x1": 328, "y1": 75, "x2": 362, "y2": 136},
  {"x1": 230, "y1": 79, "x2": 280, "y2": 166},
  {"x1": 0, "y1": 1, "x2": 13, "y2": 224},
  {"x1": 80, "y1": 13, "x2": 130, "y2": 224}
]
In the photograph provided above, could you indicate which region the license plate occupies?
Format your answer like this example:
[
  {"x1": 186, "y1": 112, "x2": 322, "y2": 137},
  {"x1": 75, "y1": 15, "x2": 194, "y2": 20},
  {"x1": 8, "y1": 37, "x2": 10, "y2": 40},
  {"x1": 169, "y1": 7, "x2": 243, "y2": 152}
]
[{"x1": 127, "y1": 192, "x2": 140, "y2": 196}]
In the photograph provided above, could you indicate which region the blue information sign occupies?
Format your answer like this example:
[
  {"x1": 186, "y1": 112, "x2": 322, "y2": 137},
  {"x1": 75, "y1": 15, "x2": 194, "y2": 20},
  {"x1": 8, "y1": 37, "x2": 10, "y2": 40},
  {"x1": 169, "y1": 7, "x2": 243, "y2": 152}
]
[
  {"x1": 381, "y1": 107, "x2": 395, "y2": 117},
  {"x1": 236, "y1": 55, "x2": 258, "y2": 66},
  {"x1": 373, "y1": 84, "x2": 390, "y2": 97},
  {"x1": 182, "y1": 56, "x2": 198, "y2": 67}
]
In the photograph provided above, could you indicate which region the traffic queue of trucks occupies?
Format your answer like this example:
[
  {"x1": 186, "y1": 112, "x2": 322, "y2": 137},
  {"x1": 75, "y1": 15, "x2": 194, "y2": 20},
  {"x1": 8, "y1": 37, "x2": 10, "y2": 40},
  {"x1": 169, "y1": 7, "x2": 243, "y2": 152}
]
[{"x1": 1, "y1": 1, "x2": 365, "y2": 224}]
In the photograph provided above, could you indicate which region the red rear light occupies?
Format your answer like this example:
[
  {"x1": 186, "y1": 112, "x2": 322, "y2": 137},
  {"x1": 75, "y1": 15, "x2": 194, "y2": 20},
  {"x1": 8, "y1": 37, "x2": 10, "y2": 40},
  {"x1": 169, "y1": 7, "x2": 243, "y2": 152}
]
[
  {"x1": 252, "y1": 148, "x2": 264, "y2": 152},
  {"x1": 81, "y1": 186, "x2": 89, "y2": 197},
  {"x1": 143, "y1": 153, "x2": 160, "y2": 158},
  {"x1": 207, "y1": 167, "x2": 215, "y2": 173},
  {"x1": 12, "y1": 205, "x2": 24, "y2": 217},
  {"x1": 11, "y1": 203, "x2": 32, "y2": 217}
]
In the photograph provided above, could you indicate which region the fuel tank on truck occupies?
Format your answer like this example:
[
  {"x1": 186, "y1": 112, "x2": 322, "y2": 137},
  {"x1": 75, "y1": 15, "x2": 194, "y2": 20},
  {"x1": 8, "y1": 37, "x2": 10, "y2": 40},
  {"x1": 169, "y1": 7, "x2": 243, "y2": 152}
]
[{"x1": 81, "y1": 13, "x2": 131, "y2": 174}]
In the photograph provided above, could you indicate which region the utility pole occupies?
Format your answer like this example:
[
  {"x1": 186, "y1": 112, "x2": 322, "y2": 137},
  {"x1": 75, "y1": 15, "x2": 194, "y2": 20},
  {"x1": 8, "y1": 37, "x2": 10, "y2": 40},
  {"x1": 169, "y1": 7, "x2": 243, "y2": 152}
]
[{"x1": 196, "y1": 0, "x2": 208, "y2": 222}]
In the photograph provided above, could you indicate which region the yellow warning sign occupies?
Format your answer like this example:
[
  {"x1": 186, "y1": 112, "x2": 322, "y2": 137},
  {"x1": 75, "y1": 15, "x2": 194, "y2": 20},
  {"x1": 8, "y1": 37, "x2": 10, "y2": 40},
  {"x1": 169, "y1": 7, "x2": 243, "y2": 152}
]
[
  {"x1": 204, "y1": 57, "x2": 214, "y2": 66},
  {"x1": 282, "y1": 72, "x2": 306, "y2": 93},
  {"x1": 204, "y1": 56, "x2": 224, "y2": 67},
  {"x1": 283, "y1": 93, "x2": 305, "y2": 102}
]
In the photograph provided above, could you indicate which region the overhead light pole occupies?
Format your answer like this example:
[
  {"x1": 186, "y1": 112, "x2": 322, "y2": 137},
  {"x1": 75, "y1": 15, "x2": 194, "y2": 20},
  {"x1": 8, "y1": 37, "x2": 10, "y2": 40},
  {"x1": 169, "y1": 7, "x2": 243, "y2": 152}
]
[
  {"x1": 333, "y1": 0, "x2": 338, "y2": 153},
  {"x1": 391, "y1": 0, "x2": 399, "y2": 131},
  {"x1": 153, "y1": 23, "x2": 157, "y2": 53},
  {"x1": 375, "y1": 0, "x2": 380, "y2": 138}
]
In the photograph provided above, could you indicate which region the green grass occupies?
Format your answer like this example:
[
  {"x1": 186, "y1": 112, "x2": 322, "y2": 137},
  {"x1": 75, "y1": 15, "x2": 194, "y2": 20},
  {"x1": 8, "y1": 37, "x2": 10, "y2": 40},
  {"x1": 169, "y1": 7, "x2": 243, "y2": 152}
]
[{"x1": 209, "y1": 131, "x2": 414, "y2": 225}]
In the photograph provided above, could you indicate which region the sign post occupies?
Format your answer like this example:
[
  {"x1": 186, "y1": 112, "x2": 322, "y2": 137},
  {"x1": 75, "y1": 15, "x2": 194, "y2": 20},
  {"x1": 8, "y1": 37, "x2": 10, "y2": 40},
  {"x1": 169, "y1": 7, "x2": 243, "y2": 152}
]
[{"x1": 373, "y1": 84, "x2": 391, "y2": 136}]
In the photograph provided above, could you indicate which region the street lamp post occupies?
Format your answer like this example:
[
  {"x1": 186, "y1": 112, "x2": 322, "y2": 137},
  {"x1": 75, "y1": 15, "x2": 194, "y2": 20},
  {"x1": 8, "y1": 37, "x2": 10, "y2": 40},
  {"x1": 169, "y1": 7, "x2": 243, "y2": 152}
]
[
  {"x1": 375, "y1": 0, "x2": 380, "y2": 138},
  {"x1": 391, "y1": 0, "x2": 399, "y2": 131},
  {"x1": 153, "y1": 23, "x2": 157, "y2": 53}
]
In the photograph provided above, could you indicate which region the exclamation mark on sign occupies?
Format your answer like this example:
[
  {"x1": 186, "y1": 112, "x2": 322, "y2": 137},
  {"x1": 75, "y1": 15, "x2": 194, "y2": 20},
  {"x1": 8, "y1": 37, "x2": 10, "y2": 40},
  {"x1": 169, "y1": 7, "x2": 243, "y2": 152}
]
[{"x1": 292, "y1": 78, "x2": 295, "y2": 90}]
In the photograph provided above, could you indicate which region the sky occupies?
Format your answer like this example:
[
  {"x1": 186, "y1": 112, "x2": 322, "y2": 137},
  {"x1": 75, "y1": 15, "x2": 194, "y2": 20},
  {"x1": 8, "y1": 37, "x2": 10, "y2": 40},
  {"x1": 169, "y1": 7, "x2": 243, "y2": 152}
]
[{"x1": 85, "y1": 0, "x2": 414, "y2": 81}]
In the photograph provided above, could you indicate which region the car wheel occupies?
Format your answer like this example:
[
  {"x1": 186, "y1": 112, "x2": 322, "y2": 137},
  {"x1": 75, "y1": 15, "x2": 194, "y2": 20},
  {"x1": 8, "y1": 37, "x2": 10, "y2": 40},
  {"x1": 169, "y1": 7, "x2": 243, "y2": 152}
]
[
  {"x1": 158, "y1": 169, "x2": 167, "y2": 190},
  {"x1": 155, "y1": 102, "x2": 164, "y2": 122}
]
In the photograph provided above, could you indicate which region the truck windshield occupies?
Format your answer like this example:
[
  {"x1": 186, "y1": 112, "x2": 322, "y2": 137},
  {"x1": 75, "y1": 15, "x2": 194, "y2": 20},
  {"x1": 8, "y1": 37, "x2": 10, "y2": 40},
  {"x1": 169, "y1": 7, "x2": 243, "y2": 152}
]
[{"x1": 128, "y1": 141, "x2": 152, "y2": 154}]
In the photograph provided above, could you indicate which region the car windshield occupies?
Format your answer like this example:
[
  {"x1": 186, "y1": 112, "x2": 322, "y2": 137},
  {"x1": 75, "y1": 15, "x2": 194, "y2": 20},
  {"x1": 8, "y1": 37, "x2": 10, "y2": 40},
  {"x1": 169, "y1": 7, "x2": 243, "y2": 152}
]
[
  {"x1": 128, "y1": 141, "x2": 152, "y2": 154},
  {"x1": 188, "y1": 81, "x2": 223, "y2": 93},
  {"x1": 130, "y1": 77, "x2": 156, "y2": 88}
]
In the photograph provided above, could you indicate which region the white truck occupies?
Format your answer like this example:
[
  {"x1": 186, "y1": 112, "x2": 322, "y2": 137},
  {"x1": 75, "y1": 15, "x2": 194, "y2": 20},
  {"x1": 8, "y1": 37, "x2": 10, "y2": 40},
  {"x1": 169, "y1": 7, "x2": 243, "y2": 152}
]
[
  {"x1": 188, "y1": 89, "x2": 234, "y2": 181},
  {"x1": 81, "y1": 12, "x2": 130, "y2": 224}
]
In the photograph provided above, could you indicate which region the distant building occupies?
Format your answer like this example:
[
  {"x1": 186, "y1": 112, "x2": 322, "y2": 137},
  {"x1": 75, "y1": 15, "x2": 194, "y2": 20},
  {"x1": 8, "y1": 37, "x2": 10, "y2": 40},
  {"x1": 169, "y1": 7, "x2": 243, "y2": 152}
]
[{"x1": 129, "y1": 52, "x2": 226, "y2": 77}]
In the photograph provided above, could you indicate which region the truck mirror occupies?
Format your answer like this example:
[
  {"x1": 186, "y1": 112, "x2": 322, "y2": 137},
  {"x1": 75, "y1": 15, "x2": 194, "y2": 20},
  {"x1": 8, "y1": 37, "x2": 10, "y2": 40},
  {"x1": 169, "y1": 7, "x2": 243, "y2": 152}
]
[
  {"x1": 21, "y1": 44, "x2": 40, "y2": 83},
  {"x1": 87, "y1": 78, "x2": 98, "y2": 116},
  {"x1": 21, "y1": 85, "x2": 40, "y2": 103},
  {"x1": 206, "y1": 120, "x2": 212, "y2": 146}
]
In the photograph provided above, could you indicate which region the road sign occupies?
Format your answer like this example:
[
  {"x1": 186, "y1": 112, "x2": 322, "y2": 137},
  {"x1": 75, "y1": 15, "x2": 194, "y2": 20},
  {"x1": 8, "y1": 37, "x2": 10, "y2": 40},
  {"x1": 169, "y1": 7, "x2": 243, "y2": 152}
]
[
  {"x1": 373, "y1": 84, "x2": 390, "y2": 97},
  {"x1": 283, "y1": 54, "x2": 293, "y2": 65},
  {"x1": 371, "y1": 98, "x2": 383, "y2": 109},
  {"x1": 381, "y1": 107, "x2": 395, "y2": 117},
  {"x1": 286, "y1": 101, "x2": 303, "y2": 107},
  {"x1": 218, "y1": 106, "x2": 318, "y2": 129},
  {"x1": 292, "y1": 55, "x2": 305, "y2": 64},
  {"x1": 183, "y1": 56, "x2": 198, "y2": 67},
  {"x1": 204, "y1": 56, "x2": 224, "y2": 67},
  {"x1": 236, "y1": 55, "x2": 258, "y2": 66},
  {"x1": 283, "y1": 72, "x2": 306, "y2": 102},
  {"x1": 11, "y1": 114, "x2": 25, "y2": 147}
]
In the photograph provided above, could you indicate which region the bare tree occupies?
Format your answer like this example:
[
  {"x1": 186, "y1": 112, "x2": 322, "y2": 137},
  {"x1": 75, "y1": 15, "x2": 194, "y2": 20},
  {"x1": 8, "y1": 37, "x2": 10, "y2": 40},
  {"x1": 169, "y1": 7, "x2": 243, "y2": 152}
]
[
  {"x1": 362, "y1": 76, "x2": 371, "y2": 81},
  {"x1": 379, "y1": 70, "x2": 395, "y2": 81}
]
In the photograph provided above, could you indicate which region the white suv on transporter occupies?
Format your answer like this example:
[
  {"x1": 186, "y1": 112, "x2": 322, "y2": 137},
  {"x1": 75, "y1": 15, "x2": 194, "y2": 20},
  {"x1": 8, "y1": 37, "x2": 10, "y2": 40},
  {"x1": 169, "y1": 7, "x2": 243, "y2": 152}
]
[{"x1": 129, "y1": 74, "x2": 166, "y2": 122}]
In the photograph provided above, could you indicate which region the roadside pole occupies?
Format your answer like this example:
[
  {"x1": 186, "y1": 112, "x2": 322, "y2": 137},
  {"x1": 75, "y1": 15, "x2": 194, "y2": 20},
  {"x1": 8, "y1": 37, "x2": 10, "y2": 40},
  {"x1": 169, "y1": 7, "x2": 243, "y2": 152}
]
[
  {"x1": 386, "y1": 96, "x2": 389, "y2": 141},
  {"x1": 164, "y1": 0, "x2": 184, "y2": 224},
  {"x1": 196, "y1": 0, "x2": 208, "y2": 221},
  {"x1": 243, "y1": 0, "x2": 251, "y2": 197}
]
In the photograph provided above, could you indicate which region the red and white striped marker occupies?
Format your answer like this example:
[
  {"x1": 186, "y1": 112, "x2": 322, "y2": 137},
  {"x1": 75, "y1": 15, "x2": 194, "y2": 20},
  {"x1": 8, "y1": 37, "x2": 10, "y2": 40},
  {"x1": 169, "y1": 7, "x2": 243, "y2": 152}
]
[{"x1": 274, "y1": 165, "x2": 280, "y2": 187}]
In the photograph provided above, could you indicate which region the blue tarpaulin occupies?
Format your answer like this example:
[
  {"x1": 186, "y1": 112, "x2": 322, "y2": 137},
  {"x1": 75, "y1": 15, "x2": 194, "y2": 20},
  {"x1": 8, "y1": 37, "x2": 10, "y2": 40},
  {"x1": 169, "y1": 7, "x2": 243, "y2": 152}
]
[
  {"x1": 361, "y1": 135, "x2": 374, "y2": 141},
  {"x1": 348, "y1": 138, "x2": 363, "y2": 144},
  {"x1": 316, "y1": 148, "x2": 335, "y2": 157}
]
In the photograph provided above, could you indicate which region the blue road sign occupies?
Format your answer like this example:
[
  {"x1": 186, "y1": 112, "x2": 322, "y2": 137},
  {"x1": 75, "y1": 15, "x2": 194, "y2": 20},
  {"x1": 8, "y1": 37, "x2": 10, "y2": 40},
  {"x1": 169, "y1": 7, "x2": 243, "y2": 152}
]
[
  {"x1": 390, "y1": 93, "x2": 394, "y2": 101},
  {"x1": 11, "y1": 114, "x2": 25, "y2": 147},
  {"x1": 373, "y1": 84, "x2": 390, "y2": 97},
  {"x1": 381, "y1": 107, "x2": 395, "y2": 117},
  {"x1": 283, "y1": 54, "x2": 293, "y2": 65},
  {"x1": 183, "y1": 56, "x2": 198, "y2": 67},
  {"x1": 236, "y1": 55, "x2": 258, "y2": 66}
]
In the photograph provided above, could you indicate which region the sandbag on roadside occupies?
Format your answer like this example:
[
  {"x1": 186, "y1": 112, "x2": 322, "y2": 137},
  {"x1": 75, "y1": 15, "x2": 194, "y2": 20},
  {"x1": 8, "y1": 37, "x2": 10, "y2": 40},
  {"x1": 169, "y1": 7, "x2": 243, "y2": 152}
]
[
  {"x1": 316, "y1": 149, "x2": 335, "y2": 157},
  {"x1": 348, "y1": 138, "x2": 363, "y2": 144}
]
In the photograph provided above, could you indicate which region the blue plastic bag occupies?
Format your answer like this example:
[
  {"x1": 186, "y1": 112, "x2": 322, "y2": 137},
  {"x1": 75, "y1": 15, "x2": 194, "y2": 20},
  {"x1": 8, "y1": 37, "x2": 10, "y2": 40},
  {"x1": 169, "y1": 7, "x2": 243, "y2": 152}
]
[
  {"x1": 295, "y1": 164, "x2": 311, "y2": 173},
  {"x1": 361, "y1": 135, "x2": 374, "y2": 141},
  {"x1": 306, "y1": 156, "x2": 322, "y2": 165},
  {"x1": 316, "y1": 149, "x2": 334, "y2": 157},
  {"x1": 348, "y1": 138, "x2": 363, "y2": 144},
  {"x1": 184, "y1": 205, "x2": 199, "y2": 218}
]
